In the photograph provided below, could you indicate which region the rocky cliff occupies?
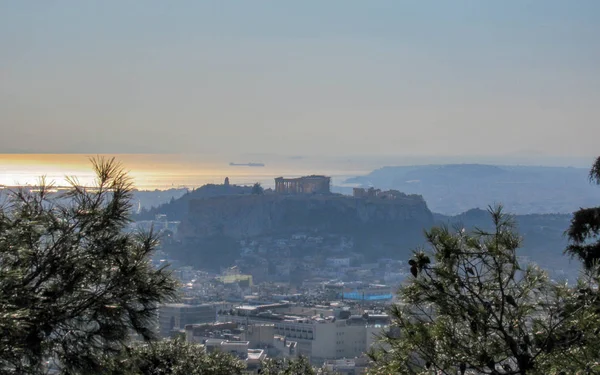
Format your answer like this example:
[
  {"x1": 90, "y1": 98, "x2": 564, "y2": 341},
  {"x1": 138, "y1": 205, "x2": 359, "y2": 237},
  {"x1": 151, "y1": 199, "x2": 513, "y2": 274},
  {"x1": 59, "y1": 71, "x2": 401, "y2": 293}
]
[
  {"x1": 134, "y1": 184, "x2": 252, "y2": 221},
  {"x1": 177, "y1": 193, "x2": 433, "y2": 241}
]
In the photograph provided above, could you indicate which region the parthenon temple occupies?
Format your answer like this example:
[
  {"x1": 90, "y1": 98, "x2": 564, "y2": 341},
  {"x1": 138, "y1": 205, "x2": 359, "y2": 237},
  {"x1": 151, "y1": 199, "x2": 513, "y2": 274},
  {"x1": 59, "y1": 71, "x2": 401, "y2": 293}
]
[{"x1": 274, "y1": 175, "x2": 331, "y2": 194}]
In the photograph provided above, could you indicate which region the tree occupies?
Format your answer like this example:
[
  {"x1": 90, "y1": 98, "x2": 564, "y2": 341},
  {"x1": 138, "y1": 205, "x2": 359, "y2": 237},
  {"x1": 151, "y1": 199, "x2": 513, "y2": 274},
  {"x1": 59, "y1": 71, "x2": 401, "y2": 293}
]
[
  {"x1": 534, "y1": 269, "x2": 600, "y2": 375},
  {"x1": 370, "y1": 206, "x2": 600, "y2": 375},
  {"x1": 0, "y1": 158, "x2": 178, "y2": 374},
  {"x1": 104, "y1": 337, "x2": 245, "y2": 375},
  {"x1": 557, "y1": 155, "x2": 600, "y2": 374},
  {"x1": 565, "y1": 156, "x2": 600, "y2": 269},
  {"x1": 259, "y1": 356, "x2": 319, "y2": 375},
  {"x1": 591, "y1": 157, "x2": 600, "y2": 186},
  {"x1": 252, "y1": 182, "x2": 264, "y2": 195}
]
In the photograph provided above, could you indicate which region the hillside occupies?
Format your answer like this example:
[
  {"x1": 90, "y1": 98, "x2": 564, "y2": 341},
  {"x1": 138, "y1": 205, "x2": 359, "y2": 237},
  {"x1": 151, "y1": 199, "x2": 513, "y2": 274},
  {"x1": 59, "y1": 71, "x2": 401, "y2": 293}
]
[
  {"x1": 178, "y1": 193, "x2": 432, "y2": 239},
  {"x1": 132, "y1": 188, "x2": 188, "y2": 211},
  {"x1": 148, "y1": 180, "x2": 584, "y2": 276},
  {"x1": 165, "y1": 192, "x2": 434, "y2": 269},
  {"x1": 434, "y1": 209, "x2": 579, "y2": 276},
  {"x1": 134, "y1": 183, "x2": 252, "y2": 221},
  {"x1": 345, "y1": 164, "x2": 598, "y2": 215}
]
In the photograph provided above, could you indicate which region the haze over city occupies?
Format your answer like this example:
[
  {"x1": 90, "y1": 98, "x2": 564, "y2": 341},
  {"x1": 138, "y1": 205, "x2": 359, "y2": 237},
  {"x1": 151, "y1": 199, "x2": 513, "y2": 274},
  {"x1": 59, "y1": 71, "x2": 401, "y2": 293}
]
[
  {"x1": 2, "y1": 2, "x2": 600, "y2": 374},
  {"x1": 2, "y1": 1, "x2": 599, "y2": 161}
]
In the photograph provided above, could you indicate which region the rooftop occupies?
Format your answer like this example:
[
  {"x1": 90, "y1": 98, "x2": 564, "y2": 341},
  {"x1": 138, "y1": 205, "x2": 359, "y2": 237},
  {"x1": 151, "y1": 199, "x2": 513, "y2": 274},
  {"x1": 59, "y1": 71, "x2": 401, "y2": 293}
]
[{"x1": 247, "y1": 349, "x2": 265, "y2": 361}]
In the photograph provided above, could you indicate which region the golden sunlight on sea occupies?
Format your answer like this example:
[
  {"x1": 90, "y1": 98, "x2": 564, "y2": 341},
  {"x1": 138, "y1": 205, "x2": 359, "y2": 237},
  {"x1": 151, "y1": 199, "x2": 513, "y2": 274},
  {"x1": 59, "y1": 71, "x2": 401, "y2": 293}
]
[
  {"x1": 0, "y1": 154, "x2": 369, "y2": 190},
  {"x1": 0, "y1": 154, "x2": 234, "y2": 189}
]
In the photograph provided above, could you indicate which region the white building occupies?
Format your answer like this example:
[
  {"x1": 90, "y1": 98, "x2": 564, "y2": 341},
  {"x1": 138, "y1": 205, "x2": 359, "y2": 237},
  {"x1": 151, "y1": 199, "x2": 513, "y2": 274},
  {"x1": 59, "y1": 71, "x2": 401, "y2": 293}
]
[
  {"x1": 185, "y1": 320, "x2": 298, "y2": 366},
  {"x1": 204, "y1": 339, "x2": 266, "y2": 374},
  {"x1": 242, "y1": 323, "x2": 275, "y2": 348},
  {"x1": 205, "y1": 339, "x2": 250, "y2": 358},
  {"x1": 218, "y1": 304, "x2": 389, "y2": 364},
  {"x1": 158, "y1": 303, "x2": 216, "y2": 337},
  {"x1": 273, "y1": 335, "x2": 298, "y2": 359}
]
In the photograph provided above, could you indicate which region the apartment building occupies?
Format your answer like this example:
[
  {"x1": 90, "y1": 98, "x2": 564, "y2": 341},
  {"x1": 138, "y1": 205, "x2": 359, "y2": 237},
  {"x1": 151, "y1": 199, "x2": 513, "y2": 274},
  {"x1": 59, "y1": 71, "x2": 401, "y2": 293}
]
[
  {"x1": 217, "y1": 304, "x2": 389, "y2": 363},
  {"x1": 158, "y1": 303, "x2": 216, "y2": 337}
]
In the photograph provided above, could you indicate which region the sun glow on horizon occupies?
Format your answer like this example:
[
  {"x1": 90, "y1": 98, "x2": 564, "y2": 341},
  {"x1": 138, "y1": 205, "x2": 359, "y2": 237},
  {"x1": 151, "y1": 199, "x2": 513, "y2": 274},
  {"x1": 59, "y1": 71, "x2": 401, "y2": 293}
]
[
  {"x1": 1, "y1": 153, "x2": 373, "y2": 190},
  {"x1": 0, "y1": 154, "x2": 222, "y2": 188}
]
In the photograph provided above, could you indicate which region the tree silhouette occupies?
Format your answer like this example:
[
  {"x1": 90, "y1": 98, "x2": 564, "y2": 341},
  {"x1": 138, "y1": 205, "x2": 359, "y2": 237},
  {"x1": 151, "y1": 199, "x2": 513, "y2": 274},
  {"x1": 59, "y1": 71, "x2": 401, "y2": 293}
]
[
  {"x1": 104, "y1": 337, "x2": 245, "y2": 375},
  {"x1": 259, "y1": 356, "x2": 322, "y2": 375},
  {"x1": 370, "y1": 206, "x2": 600, "y2": 375},
  {"x1": 0, "y1": 158, "x2": 178, "y2": 374},
  {"x1": 566, "y1": 156, "x2": 600, "y2": 269},
  {"x1": 251, "y1": 182, "x2": 264, "y2": 195}
]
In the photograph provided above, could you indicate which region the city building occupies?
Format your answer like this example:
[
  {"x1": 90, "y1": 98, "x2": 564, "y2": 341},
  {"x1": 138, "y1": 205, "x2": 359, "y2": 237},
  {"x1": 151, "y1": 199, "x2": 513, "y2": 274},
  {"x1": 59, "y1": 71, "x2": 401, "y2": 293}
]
[
  {"x1": 242, "y1": 323, "x2": 276, "y2": 348},
  {"x1": 217, "y1": 266, "x2": 253, "y2": 287},
  {"x1": 273, "y1": 335, "x2": 298, "y2": 359},
  {"x1": 185, "y1": 321, "x2": 298, "y2": 361},
  {"x1": 218, "y1": 304, "x2": 389, "y2": 363},
  {"x1": 274, "y1": 175, "x2": 331, "y2": 194},
  {"x1": 185, "y1": 322, "x2": 241, "y2": 343},
  {"x1": 205, "y1": 339, "x2": 250, "y2": 358},
  {"x1": 158, "y1": 303, "x2": 217, "y2": 337},
  {"x1": 340, "y1": 284, "x2": 394, "y2": 302}
]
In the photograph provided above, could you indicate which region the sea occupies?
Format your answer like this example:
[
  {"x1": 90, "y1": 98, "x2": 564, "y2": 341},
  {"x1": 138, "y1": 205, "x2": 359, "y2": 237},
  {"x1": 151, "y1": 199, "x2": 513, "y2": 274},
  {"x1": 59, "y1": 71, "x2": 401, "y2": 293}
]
[
  {"x1": 0, "y1": 154, "x2": 379, "y2": 191},
  {"x1": 3, "y1": 153, "x2": 590, "y2": 191}
]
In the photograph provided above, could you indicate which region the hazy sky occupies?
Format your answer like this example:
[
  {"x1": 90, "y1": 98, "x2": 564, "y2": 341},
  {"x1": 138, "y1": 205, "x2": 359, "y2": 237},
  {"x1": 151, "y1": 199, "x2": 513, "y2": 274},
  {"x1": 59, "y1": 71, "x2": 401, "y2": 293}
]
[{"x1": 1, "y1": 1, "x2": 599, "y2": 159}]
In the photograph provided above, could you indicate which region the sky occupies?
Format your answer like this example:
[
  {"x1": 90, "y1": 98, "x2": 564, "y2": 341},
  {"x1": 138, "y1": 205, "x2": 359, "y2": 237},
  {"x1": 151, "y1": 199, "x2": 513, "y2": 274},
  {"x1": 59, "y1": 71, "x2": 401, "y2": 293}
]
[{"x1": 1, "y1": 1, "x2": 599, "y2": 161}]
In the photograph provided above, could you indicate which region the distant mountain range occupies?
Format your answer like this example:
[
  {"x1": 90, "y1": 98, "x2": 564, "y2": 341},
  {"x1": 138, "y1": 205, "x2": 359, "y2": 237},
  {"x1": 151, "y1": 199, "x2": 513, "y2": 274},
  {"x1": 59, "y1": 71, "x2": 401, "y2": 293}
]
[{"x1": 345, "y1": 164, "x2": 599, "y2": 215}]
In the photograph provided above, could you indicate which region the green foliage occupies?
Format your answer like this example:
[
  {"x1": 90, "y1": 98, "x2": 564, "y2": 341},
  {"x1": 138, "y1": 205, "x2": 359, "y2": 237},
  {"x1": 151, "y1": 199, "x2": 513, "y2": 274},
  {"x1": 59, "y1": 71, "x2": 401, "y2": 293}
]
[
  {"x1": 133, "y1": 184, "x2": 251, "y2": 221},
  {"x1": 0, "y1": 158, "x2": 178, "y2": 374},
  {"x1": 259, "y1": 356, "x2": 320, "y2": 375},
  {"x1": 252, "y1": 182, "x2": 265, "y2": 195},
  {"x1": 566, "y1": 156, "x2": 600, "y2": 270},
  {"x1": 534, "y1": 269, "x2": 600, "y2": 375},
  {"x1": 370, "y1": 206, "x2": 600, "y2": 375},
  {"x1": 105, "y1": 338, "x2": 245, "y2": 375},
  {"x1": 566, "y1": 207, "x2": 600, "y2": 269},
  {"x1": 590, "y1": 156, "x2": 600, "y2": 185}
]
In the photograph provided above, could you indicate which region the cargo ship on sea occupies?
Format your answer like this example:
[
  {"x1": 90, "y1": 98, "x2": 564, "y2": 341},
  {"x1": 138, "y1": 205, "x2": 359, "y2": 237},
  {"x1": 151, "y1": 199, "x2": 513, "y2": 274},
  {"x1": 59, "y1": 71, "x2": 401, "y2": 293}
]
[{"x1": 229, "y1": 162, "x2": 265, "y2": 167}]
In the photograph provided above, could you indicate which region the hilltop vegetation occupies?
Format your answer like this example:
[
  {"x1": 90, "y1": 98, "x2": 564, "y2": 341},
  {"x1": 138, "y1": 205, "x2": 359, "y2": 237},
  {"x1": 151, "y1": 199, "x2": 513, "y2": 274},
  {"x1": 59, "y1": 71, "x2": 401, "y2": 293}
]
[{"x1": 134, "y1": 183, "x2": 251, "y2": 221}]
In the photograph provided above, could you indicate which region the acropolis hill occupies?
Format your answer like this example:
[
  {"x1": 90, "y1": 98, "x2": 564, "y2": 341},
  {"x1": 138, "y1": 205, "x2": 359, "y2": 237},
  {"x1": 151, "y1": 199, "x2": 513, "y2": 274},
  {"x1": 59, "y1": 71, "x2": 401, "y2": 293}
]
[
  {"x1": 177, "y1": 190, "x2": 433, "y2": 240},
  {"x1": 145, "y1": 174, "x2": 576, "y2": 274},
  {"x1": 155, "y1": 176, "x2": 435, "y2": 267}
]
